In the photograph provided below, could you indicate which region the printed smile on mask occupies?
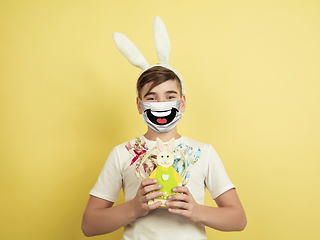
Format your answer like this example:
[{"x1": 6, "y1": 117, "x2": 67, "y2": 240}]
[{"x1": 145, "y1": 108, "x2": 178, "y2": 125}]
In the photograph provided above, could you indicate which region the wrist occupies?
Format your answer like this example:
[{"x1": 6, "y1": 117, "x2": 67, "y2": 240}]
[
  {"x1": 193, "y1": 203, "x2": 206, "y2": 224},
  {"x1": 127, "y1": 198, "x2": 141, "y2": 220}
]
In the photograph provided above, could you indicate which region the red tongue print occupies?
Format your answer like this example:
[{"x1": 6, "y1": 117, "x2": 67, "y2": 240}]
[{"x1": 157, "y1": 118, "x2": 167, "y2": 124}]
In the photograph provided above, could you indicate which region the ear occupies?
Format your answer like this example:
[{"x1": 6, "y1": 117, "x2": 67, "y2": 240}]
[
  {"x1": 136, "y1": 97, "x2": 143, "y2": 114},
  {"x1": 167, "y1": 138, "x2": 175, "y2": 152},
  {"x1": 156, "y1": 138, "x2": 164, "y2": 152},
  {"x1": 180, "y1": 95, "x2": 186, "y2": 113}
]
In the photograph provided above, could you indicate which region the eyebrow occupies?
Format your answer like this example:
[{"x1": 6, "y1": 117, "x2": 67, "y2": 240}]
[
  {"x1": 143, "y1": 91, "x2": 156, "y2": 98},
  {"x1": 143, "y1": 90, "x2": 178, "y2": 97},
  {"x1": 166, "y1": 90, "x2": 178, "y2": 95},
  {"x1": 143, "y1": 90, "x2": 178, "y2": 99}
]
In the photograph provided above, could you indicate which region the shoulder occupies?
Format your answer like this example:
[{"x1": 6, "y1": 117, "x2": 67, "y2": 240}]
[
  {"x1": 180, "y1": 136, "x2": 213, "y2": 151},
  {"x1": 180, "y1": 137, "x2": 221, "y2": 163}
]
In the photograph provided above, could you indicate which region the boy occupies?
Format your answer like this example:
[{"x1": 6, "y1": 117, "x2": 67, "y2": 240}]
[{"x1": 82, "y1": 17, "x2": 246, "y2": 239}]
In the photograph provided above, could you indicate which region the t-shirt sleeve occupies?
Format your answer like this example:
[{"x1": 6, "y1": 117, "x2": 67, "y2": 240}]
[
  {"x1": 89, "y1": 147, "x2": 122, "y2": 202},
  {"x1": 205, "y1": 145, "x2": 235, "y2": 199}
]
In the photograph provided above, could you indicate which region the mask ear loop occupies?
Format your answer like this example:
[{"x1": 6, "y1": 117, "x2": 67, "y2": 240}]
[{"x1": 139, "y1": 146, "x2": 187, "y2": 181}]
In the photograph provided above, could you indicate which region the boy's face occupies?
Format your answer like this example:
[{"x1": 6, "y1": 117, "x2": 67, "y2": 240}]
[{"x1": 136, "y1": 79, "x2": 186, "y2": 114}]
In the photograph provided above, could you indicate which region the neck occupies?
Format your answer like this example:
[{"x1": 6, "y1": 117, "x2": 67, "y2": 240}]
[{"x1": 144, "y1": 126, "x2": 181, "y2": 142}]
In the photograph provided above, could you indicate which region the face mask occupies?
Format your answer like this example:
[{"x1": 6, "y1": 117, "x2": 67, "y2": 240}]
[{"x1": 140, "y1": 100, "x2": 182, "y2": 133}]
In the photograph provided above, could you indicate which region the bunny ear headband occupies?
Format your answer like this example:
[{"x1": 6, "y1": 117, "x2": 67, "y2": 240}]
[{"x1": 113, "y1": 16, "x2": 185, "y2": 96}]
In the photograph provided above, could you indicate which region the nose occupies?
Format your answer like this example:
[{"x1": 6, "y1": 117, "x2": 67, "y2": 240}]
[{"x1": 157, "y1": 97, "x2": 166, "y2": 102}]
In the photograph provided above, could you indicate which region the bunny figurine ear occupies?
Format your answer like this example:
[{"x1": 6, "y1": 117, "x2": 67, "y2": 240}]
[
  {"x1": 113, "y1": 32, "x2": 150, "y2": 71},
  {"x1": 153, "y1": 16, "x2": 171, "y2": 65},
  {"x1": 156, "y1": 138, "x2": 164, "y2": 152},
  {"x1": 167, "y1": 138, "x2": 175, "y2": 152}
]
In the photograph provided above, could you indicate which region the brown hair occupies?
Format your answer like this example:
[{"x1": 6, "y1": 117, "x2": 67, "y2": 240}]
[{"x1": 137, "y1": 66, "x2": 182, "y2": 99}]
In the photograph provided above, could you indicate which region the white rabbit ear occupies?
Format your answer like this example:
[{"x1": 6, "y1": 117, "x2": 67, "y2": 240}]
[
  {"x1": 113, "y1": 32, "x2": 150, "y2": 70},
  {"x1": 153, "y1": 16, "x2": 171, "y2": 65},
  {"x1": 156, "y1": 138, "x2": 164, "y2": 152},
  {"x1": 167, "y1": 138, "x2": 175, "y2": 152}
]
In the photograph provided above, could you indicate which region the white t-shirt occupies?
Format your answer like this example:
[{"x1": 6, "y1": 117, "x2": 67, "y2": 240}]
[{"x1": 90, "y1": 136, "x2": 235, "y2": 240}]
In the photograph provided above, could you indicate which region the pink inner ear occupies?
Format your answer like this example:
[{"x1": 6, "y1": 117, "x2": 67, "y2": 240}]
[
  {"x1": 157, "y1": 139, "x2": 164, "y2": 152},
  {"x1": 167, "y1": 139, "x2": 174, "y2": 152}
]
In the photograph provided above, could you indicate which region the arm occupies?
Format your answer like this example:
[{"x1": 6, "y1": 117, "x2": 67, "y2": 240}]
[
  {"x1": 81, "y1": 179, "x2": 163, "y2": 237},
  {"x1": 166, "y1": 188, "x2": 247, "y2": 231},
  {"x1": 81, "y1": 196, "x2": 134, "y2": 237}
]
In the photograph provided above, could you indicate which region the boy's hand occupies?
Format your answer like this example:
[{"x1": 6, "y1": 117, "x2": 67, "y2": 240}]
[
  {"x1": 166, "y1": 186, "x2": 200, "y2": 223},
  {"x1": 132, "y1": 179, "x2": 163, "y2": 217}
]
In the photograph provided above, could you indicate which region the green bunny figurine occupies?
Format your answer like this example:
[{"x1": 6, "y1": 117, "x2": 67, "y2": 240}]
[{"x1": 148, "y1": 138, "x2": 182, "y2": 208}]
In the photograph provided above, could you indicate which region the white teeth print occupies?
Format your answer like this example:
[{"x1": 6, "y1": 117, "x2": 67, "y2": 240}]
[
  {"x1": 151, "y1": 110, "x2": 171, "y2": 117},
  {"x1": 140, "y1": 100, "x2": 182, "y2": 133}
]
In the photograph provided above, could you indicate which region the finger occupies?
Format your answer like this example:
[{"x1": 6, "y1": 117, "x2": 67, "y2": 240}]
[
  {"x1": 166, "y1": 200, "x2": 189, "y2": 210},
  {"x1": 141, "y1": 184, "x2": 162, "y2": 195},
  {"x1": 168, "y1": 193, "x2": 189, "y2": 202},
  {"x1": 140, "y1": 179, "x2": 157, "y2": 189},
  {"x1": 147, "y1": 200, "x2": 162, "y2": 211},
  {"x1": 168, "y1": 207, "x2": 189, "y2": 217},
  {"x1": 173, "y1": 186, "x2": 190, "y2": 195},
  {"x1": 145, "y1": 191, "x2": 163, "y2": 202}
]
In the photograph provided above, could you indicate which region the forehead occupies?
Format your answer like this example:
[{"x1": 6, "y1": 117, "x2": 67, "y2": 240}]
[{"x1": 141, "y1": 79, "x2": 181, "y2": 98}]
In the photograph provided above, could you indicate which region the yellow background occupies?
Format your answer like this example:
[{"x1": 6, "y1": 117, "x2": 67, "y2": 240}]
[{"x1": 1, "y1": 0, "x2": 319, "y2": 239}]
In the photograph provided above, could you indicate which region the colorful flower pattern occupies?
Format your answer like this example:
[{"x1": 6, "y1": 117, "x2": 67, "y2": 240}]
[
  {"x1": 125, "y1": 137, "x2": 201, "y2": 186},
  {"x1": 125, "y1": 137, "x2": 157, "y2": 178},
  {"x1": 173, "y1": 142, "x2": 201, "y2": 186}
]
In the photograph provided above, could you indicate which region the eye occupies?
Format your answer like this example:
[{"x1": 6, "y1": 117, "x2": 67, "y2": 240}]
[
  {"x1": 167, "y1": 155, "x2": 169, "y2": 158},
  {"x1": 146, "y1": 97, "x2": 156, "y2": 101},
  {"x1": 167, "y1": 96, "x2": 176, "y2": 100}
]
